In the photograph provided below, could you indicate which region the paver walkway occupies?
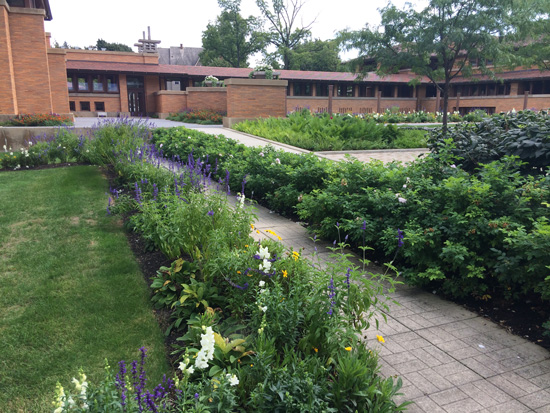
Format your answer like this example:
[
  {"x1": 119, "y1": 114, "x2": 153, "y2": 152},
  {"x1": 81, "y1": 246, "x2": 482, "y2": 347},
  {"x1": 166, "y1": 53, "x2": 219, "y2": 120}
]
[{"x1": 82, "y1": 118, "x2": 550, "y2": 411}]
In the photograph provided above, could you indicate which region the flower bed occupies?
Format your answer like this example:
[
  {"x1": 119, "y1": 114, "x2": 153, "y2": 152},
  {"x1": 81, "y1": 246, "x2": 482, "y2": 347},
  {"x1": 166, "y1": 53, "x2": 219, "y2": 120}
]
[
  {"x1": 167, "y1": 109, "x2": 226, "y2": 125},
  {"x1": 152, "y1": 124, "x2": 550, "y2": 343},
  {"x1": 15, "y1": 120, "x2": 408, "y2": 411},
  {"x1": 0, "y1": 113, "x2": 72, "y2": 127}
]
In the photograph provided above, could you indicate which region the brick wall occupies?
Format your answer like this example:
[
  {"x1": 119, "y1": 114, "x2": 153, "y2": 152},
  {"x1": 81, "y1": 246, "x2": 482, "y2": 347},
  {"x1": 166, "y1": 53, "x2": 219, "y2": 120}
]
[
  {"x1": 225, "y1": 79, "x2": 288, "y2": 118},
  {"x1": 187, "y1": 88, "x2": 227, "y2": 112},
  {"x1": 9, "y1": 9, "x2": 53, "y2": 113},
  {"x1": 0, "y1": 6, "x2": 17, "y2": 114},
  {"x1": 65, "y1": 49, "x2": 158, "y2": 64},
  {"x1": 288, "y1": 97, "x2": 418, "y2": 114},
  {"x1": 69, "y1": 95, "x2": 122, "y2": 114},
  {"x1": 420, "y1": 95, "x2": 550, "y2": 113},
  {"x1": 47, "y1": 49, "x2": 69, "y2": 114},
  {"x1": 154, "y1": 91, "x2": 187, "y2": 117},
  {"x1": 119, "y1": 74, "x2": 129, "y2": 115}
]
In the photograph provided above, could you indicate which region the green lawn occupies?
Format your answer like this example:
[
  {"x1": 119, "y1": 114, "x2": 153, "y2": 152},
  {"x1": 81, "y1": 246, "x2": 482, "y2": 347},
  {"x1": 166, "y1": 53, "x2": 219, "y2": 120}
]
[{"x1": 0, "y1": 166, "x2": 169, "y2": 412}]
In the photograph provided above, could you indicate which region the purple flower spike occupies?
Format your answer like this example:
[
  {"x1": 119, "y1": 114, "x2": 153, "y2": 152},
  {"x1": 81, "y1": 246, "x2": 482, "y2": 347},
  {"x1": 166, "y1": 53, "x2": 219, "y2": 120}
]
[
  {"x1": 362, "y1": 220, "x2": 366, "y2": 231},
  {"x1": 194, "y1": 393, "x2": 199, "y2": 399},
  {"x1": 397, "y1": 228, "x2": 404, "y2": 248},
  {"x1": 207, "y1": 210, "x2": 214, "y2": 216}
]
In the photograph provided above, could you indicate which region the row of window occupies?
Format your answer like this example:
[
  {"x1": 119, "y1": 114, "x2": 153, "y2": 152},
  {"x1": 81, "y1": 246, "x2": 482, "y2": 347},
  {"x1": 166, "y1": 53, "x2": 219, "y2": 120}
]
[
  {"x1": 69, "y1": 101, "x2": 105, "y2": 112},
  {"x1": 290, "y1": 83, "x2": 415, "y2": 98},
  {"x1": 67, "y1": 73, "x2": 119, "y2": 93}
]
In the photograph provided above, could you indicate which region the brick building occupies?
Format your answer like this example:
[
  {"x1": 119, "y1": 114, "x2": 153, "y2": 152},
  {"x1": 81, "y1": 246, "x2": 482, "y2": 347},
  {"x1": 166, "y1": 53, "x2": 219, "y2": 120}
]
[{"x1": 1, "y1": 0, "x2": 550, "y2": 122}]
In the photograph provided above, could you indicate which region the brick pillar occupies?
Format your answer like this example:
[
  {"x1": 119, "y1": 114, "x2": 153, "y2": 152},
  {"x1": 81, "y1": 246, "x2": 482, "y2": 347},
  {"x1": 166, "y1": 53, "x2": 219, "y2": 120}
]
[
  {"x1": 435, "y1": 88, "x2": 441, "y2": 112},
  {"x1": 354, "y1": 84, "x2": 359, "y2": 98},
  {"x1": 0, "y1": 5, "x2": 18, "y2": 114},
  {"x1": 223, "y1": 78, "x2": 288, "y2": 128},
  {"x1": 312, "y1": 83, "x2": 317, "y2": 97},
  {"x1": 523, "y1": 91, "x2": 529, "y2": 110},
  {"x1": 455, "y1": 92, "x2": 461, "y2": 113},
  {"x1": 376, "y1": 90, "x2": 381, "y2": 113},
  {"x1": 119, "y1": 74, "x2": 129, "y2": 116},
  {"x1": 510, "y1": 82, "x2": 519, "y2": 96}
]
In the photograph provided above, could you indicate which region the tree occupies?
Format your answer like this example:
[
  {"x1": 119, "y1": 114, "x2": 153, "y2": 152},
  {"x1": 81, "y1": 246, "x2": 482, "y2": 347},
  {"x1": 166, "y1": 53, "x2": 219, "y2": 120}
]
[
  {"x1": 96, "y1": 39, "x2": 133, "y2": 52},
  {"x1": 289, "y1": 39, "x2": 342, "y2": 72},
  {"x1": 200, "y1": 0, "x2": 265, "y2": 68},
  {"x1": 339, "y1": 0, "x2": 540, "y2": 131},
  {"x1": 256, "y1": 0, "x2": 315, "y2": 69}
]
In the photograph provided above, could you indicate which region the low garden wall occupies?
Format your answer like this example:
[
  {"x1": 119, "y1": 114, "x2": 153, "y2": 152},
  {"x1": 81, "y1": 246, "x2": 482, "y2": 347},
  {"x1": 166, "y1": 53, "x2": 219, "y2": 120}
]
[{"x1": 0, "y1": 126, "x2": 90, "y2": 151}]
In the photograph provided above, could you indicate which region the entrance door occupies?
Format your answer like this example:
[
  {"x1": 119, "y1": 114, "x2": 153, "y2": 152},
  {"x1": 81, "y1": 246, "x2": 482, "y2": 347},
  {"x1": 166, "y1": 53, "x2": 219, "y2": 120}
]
[{"x1": 127, "y1": 76, "x2": 146, "y2": 117}]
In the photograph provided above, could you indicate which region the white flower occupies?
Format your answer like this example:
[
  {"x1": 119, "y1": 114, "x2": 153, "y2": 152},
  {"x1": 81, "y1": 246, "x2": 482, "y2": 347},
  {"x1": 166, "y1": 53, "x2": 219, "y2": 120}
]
[
  {"x1": 259, "y1": 259, "x2": 271, "y2": 272},
  {"x1": 259, "y1": 152, "x2": 264, "y2": 157},
  {"x1": 195, "y1": 326, "x2": 215, "y2": 369},
  {"x1": 9, "y1": 152, "x2": 13, "y2": 155},
  {"x1": 227, "y1": 373, "x2": 239, "y2": 386},
  {"x1": 450, "y1": 164, "x2": 456, "y2": 168},
  {"x1": 260, "y1": 288, "x2": 266, "y2": 293},
  {"x1": 2, "y1": 145, "x2": 6, "y2": 151},
  {"x1": 260, "y1": 306, "x2": 267, "y2": 312},
  {"x1": 258, "y1": 246, "x2": 270, "y2": 260},
  {"x1": 275, "y1": 158, "x2": 281, "y2": 164},
  {"x1": 259, "y1": 280, "x2": 265, "y2": 287},
  {"x1": 398, "y1": 197, "x2": 407, "y2": 204},
  {"x1": 403, "y1": 184, "x2": 407, "y2": 188},
  {"x1": 159, "y1": 143, "x2": 163, "y2": 148}
]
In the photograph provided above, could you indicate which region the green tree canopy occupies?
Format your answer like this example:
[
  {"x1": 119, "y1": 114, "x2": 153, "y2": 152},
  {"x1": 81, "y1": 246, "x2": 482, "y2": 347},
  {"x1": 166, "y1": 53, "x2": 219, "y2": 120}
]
[
  {"x1": 256, "y1": 0, "x2": 315, "y2": 69},
  {"x1": 200, "y1": 0, "x2": 265, "y2": 68},
  {"x1": 96, "y1": 39, "x2": 133, "y2": 52},
  {"x1": 339, "y1": 0, "x2": 544, "y2": 130},
  {"x1": 288, "y1": 39, "x2": 342, "y2": 72}
]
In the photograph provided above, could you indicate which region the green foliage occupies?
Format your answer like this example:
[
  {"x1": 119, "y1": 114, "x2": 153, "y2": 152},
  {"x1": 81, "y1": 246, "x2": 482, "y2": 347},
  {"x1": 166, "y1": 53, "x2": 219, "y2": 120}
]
[
  {"x1": 255, "y1": 0, "x2": 314, "y2": 69},
  {"x1": 339, "y1": 0, "x2": 539, "y2": 128},
  {"x1": 289, "y1": 39, "x2": 343, "y2": 72},
  {"x1": 96, "y1": 38, "x2": 133, "y2": 52},
  {"x1": 234, "y1": 111, "x2": 428, "y2": 151},
  {"x1": 429, "y1": 110, "x2": 550, "y2": 172},
  {"x1": 200, "y1": 0, "x2": 265, "y2": 68}
]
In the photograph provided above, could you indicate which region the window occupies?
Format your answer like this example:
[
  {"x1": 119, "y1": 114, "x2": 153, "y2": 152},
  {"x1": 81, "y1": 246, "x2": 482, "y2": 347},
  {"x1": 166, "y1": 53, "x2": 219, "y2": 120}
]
[
  {"x1": 106, "y1": 75, "x2": 119, "y2": 92},
  {"x1": 78, "y1": 76, "x2": 89, "y2": 92},
  {"x1": 67, "y1": 72, "x2": 119, "y2": 93},
  {"x1": 359, "y1": 85, "x2": 375, "y2": 97},
  {"x1": 316, "y1": 84, "x2": 329, "y2": 97},
  {"x1": 94, "y1": 102, "x2": 105, "y2": 111},
  {"x1": 92, "y1": 75, "x2": 104, "y2": 92},
  {"x1": 69, "y1": 101, "x2": 76, "y2": 111},
  {"x1": 397, "y1": 85, "x2": 413, "y2": 98},
  {"x1": 380, "y1": 85, "x2": 394, "y2": 98},
  {"x1": 127, "y1": 76, "x2": 144, "y2": 89},
  {"x1": 7, "y1": 0, "x2": 25, "y2": 7},
  {"x1": 80, "y1": 101, "x2": 90, "y2": 111}
]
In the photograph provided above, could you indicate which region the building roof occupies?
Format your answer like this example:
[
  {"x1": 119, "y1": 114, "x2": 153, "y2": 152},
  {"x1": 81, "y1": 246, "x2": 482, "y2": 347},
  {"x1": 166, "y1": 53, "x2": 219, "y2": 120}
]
[
  {"x1": 65, "y1": 60, "x2": 427, "y2": 84},
  {"x1": 158, "y1": 47, "x2": 203, "y2": 66},
  {"x1": 450, "y1": 68, "x2": 550, "y2": 84}
]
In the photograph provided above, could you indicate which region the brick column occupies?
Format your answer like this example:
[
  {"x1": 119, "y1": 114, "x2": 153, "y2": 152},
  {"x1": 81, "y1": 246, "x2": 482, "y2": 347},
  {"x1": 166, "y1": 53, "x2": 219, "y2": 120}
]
[
  {"x1": 0, "y1": 5, "x2": 17, "y2": 114},
  {"x1": 223, "y1": 78, "x2": 288, "y2": 128}
]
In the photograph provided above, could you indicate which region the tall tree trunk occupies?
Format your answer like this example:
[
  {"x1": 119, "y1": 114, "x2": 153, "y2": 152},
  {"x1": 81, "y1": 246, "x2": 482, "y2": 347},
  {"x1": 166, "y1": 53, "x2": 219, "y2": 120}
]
[{"x1": 442, "y1": 83, "x2": 450, "y2": 135}]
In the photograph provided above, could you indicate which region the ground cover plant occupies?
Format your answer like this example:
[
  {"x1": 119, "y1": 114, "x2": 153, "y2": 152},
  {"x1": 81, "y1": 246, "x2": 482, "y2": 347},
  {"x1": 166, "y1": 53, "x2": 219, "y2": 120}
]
[
  {"x1": 0, "y1": 113, "x2": 73, "y2": 126},
  {"x1": 233, "y1": 110, "x2": 428, "y2": 151},
  {"x1": 153, "y1": 122, "x2": 550, "y2": 345},
  {"x1": 0, "y1": 165, "x2": 169, "y2": 412},
  {"x1": 167, "y1": 108, "x2": 226, "y2": 125}
]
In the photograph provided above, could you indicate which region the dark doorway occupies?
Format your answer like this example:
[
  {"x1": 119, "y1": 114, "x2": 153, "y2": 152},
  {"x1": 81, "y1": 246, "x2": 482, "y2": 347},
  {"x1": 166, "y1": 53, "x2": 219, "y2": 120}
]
[{"x1": 127, "y1": 76, "x2": 145, "y2": 116}]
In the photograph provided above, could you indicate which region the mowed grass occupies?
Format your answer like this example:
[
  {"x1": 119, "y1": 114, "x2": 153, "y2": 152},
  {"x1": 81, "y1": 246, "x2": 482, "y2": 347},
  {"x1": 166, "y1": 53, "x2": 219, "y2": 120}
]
[{"x1": 0, "y1": 166, "x2": 169, "y2": 412}]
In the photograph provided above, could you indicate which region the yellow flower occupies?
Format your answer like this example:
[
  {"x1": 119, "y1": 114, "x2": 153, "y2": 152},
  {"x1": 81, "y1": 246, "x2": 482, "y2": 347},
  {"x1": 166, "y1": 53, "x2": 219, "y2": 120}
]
[
  {"x1": 251, "y1": 224, "x2": 255, "y2": 230},
  {"x1": 244, "y1": 245, "x2": 249, "y2": 248},
  {"x1": 282, "y1": 270, "x2": 288, "y2": 278},
  {"x1": 250, "y1": 364, "x2": 254, "y2": 367},
  {"x1": 292, "y1": 251, "x2": 299, "y2": 261},
  {"x1": 256, "y1": 230, "x2": 260, "y2": 234},
  {"x1": 313, "y1": 347, "x2": 318, "y2": 353},
  {"x1": 376, "y1": 335, "x2": 385, "y2": 343},
  {"x1": 345, "y1": 346, "x2": 352, "y2": 351},
  {"x1": 237, "y1": 271, "x2": 241, "y2": 274}
]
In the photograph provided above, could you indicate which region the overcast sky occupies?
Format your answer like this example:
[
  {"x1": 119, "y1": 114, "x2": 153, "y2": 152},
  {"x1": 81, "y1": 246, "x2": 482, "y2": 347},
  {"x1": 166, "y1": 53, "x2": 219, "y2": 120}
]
[{"x1": 45, "y1": 0, "x2": 426, "y2": 64}]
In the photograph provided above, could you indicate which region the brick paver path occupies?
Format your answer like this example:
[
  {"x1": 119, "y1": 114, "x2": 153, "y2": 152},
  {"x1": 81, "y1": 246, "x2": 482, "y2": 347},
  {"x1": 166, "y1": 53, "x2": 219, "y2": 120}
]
[{"x1": 81, "y1": 119, "x2": 550, "y2": 411}]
